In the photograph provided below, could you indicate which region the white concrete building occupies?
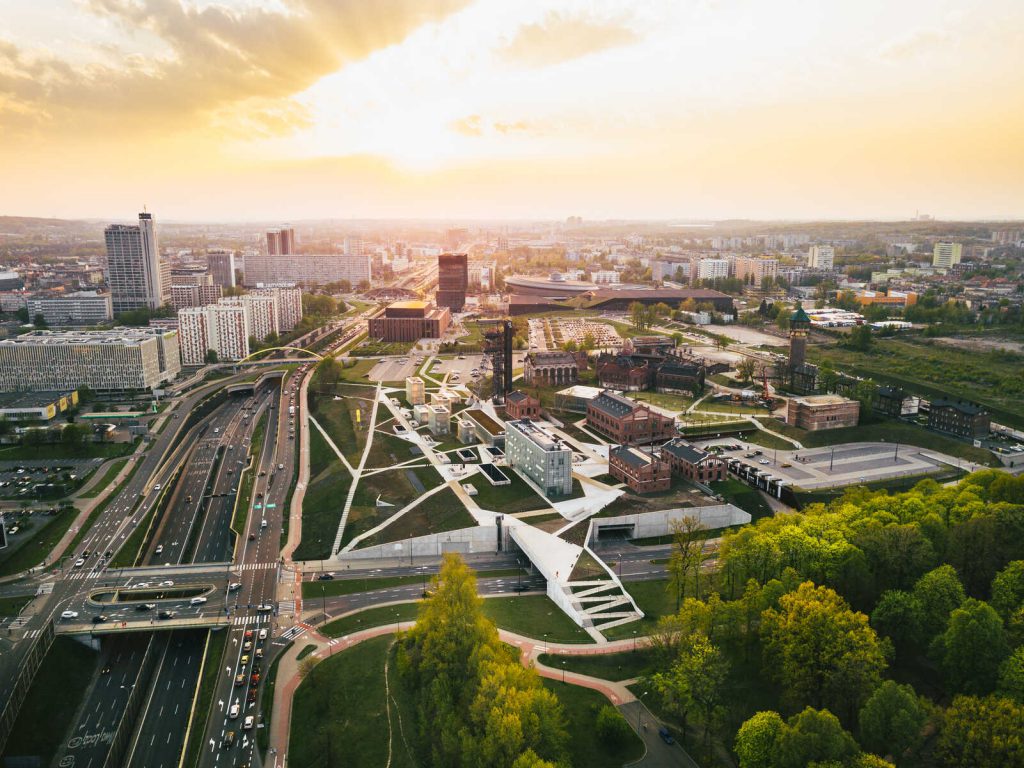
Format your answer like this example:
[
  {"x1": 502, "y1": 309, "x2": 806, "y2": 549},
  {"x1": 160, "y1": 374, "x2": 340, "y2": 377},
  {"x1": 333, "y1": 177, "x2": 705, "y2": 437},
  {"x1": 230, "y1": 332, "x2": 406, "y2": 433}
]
[
  {"x1": 225, "y1": 294, "x2": 278, "y2": 341},
  {"x1": 427, "y1": 405, "x2": 450, "y2": 436},
  {"x1": 178, "y1": 303, "x2": 249, "y2": 365},
  {"x1": 243, "y1": 253, "x2": 371, "y2": 288},
  {"x1": 406, "y1": 376, "x2": 425, "y2": 405},
  {"x1": 0, "y1": 328, "x2": 180, "y2": 391},
  {"x1": 26, "y1": 291, "x2": 113, "y2": 326},
  {"x1": 252, "y1": 285, "x2": 302, "y2": 332},
  {"x1": 932, "y1": 242, "x2": 963, "y2": 269},
  {"x1": 590, "y1": 270, "x2": 621, "y2": 284},
  {"x1": 696, "y1": 259, "x2": 730, "y2": 281},
  {"x1": 505, "y1": 418, "x2": 573, "y2": 497},
  {"x1": 807, "y1": 245, "x2": 835, "y2": 270}
]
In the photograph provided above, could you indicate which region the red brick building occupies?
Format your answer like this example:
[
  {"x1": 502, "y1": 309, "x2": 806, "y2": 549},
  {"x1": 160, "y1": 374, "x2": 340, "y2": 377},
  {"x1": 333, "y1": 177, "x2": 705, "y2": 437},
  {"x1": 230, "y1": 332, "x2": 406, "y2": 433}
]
[
  {"x1": 609, "y1": 445, "x2": 671, "y2": 493},
  {"x1": 786, "y1": 395, "x2": 860, "y2": 431},
  {"x1": 367, "y1": 300, "x2": 451, "y2": 342},
  {"x1": 586, "y1": 390, "x2": 676, "y2": 445},
  {"x1": 595, "y1": 354, "x2": 652, "y2": 391},
  {"x1": 661, "y1": 438, "x2": 726, "y2": 484},
  {"x1": 505, "y1": 390, "x2": 541, "y2": 420}
]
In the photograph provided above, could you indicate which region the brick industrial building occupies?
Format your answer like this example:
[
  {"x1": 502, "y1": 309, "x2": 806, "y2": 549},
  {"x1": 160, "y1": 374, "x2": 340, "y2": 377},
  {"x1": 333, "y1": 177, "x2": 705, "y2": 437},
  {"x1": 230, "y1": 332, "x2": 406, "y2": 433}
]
[
  {"x1": 927, "y1": 399, "x2": 990, "y2": 439},
  {"x1": 367, "y1": 301, "x2": 451, "y2": 342},
  {"x1": 609, "y1": 445, "x2": 671, "y2": 493},
  {"x1": 661, "y1": 438, "x2": 727, "y2": 484},
  {"x1": 586, "y1": 390, "x2": 676, "y2": 445},
  {"x1": 786, "y1": 394, "x2": 860, "y2": 431},
  {"x1": 523, "y1": 351, "x2": 579, "y2": 387},
  {"x1": 505, "y1": 390, "x2": 541, "y2": 420}
]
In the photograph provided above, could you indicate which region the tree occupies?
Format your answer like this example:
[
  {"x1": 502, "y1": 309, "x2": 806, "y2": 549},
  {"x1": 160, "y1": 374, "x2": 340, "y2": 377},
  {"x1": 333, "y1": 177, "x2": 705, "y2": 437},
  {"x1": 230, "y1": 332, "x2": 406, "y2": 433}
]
[
  {"x1": 14, "y1": 306, "x2": 28, "y2": 323},
  {"x1": 61, "y1": 423, "x2": 88, "y2": 446},
  {"x1": 935, "y1": 598, "x2": 1009, "y2": 695},
  {"x1": 857, "y1": 681, "x2": 927, "y2": 759},
  {"x1": 870, "y1": 590, "x2": 922, "y2": 660},
  {"x1": 736, "y1": 358, "x2": 757, "y2": 384},
  {"x1": 735, "y1": 711, "x2": 784, "y2": 768},
  {"x1": 937, "y1": 695, "x2": 1024, "y2": 768},
  {"x1": 580, "y1": 332, "x2": 596, "y2": 351},
  {"x1": 998, "y1": 646, "x2": 1024, "y2": 702},
  {"x1": 650, "y1": 631, "x2": 729, "y2": 749},
  {"x1": 667, "y1": 516, "x2": 708, "y2": 610},
  {"x1": 298, "y1": 655, "x2": 318, "y2": 679},
  {"x1": 595, "y1": 705, "x2": 632, "y2": 747},
  {"x1": 760, "y1": 582, "x2": 887, "y2": 720},
  {"x1": 561, "y1": 339, "x2": 578, "y2": 352},
  {"x1": 629, "y1": 301, "x2": 653, "y2": 332},
  {"x1": 316, "y1": 357, "x2": 343, "y2": 387},
  {"x1": 775, "y1": 708, "x2": 859, "y2": 768},
  {"x1": 991, "y1": 560, "x2": 1024, "y2": 619},
  {"x1": 912, "y1": 565, "x2": 965, "y2": 640},
  {"x1": 33, "y1": 313, "x2": 47, "y2": 328},
  {"x1": 204, "y1": 349, "x2": 218, "y2": 364}
]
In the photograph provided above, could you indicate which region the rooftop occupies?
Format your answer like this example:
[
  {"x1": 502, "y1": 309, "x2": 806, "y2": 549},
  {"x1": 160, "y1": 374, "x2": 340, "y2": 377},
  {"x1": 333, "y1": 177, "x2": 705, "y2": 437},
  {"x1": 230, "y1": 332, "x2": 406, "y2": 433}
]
[
  {"x1": 507, "y1": 418, "x2": 569, "y2": 452},
  {"x1": 931, "y1": 398, "x2": 987, "y2": 415},
  {"x1": 464, "y1": 408, "x2": 504, "y2": 436},
  {"x1": 791, "y1": 394, "x2": 856, "y2": 406},
  {"x1": 610, "y1": 445, "x2": 658, "y2": 468},
  {"x1": 1, "y1": 328, "x2": 176, "y2": 346},
  {"x1": 662, "y1": 437, "x2": 710, "y2": 464},
  {"x1": 389, "y1": 300, "x2": 428, "y2": 310},
  {"x1": 589, "y1": 390, "x2": 644, "y2": 418},
  {"x1": 0, "y1": 390, "x2": 77, "y2": 408}
]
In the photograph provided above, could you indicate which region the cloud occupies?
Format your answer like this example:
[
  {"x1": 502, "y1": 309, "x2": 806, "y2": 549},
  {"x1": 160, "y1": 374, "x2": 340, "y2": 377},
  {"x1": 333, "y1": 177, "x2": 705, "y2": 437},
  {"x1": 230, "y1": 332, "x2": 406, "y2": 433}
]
[
  {"x1": 449, "y1": 115, "x2": 540, "y2": 138},
  {"x1": 450, "y1": 114, "x2": 483, "y2": 136},
  {"x1": 501, "y1": 10, "x2": 639, "y2": 68},
  {"x1": 878, "y1": 28, "x2": 951, "y2": 61},
  {"x1": 0, "y1": 0, "x2": 471, "y2": 137}
]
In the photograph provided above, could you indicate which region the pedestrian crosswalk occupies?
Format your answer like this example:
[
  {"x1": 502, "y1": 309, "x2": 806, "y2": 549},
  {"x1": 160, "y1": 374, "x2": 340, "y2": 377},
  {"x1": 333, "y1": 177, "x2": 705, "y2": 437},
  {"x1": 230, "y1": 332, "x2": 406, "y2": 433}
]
[
  {"x1": 277, "y1": 600, "x2": 295, "y2": 614},
  {"x1": 64, "y1": 571, "x2": 103, "y2": 581},
  {"x1": 9, "y1": 617, "x2": 31, "y2": 629},
  {"x1": 230, "y1": 614, "x2": 271, "y2": 627},
  {"x1": 237, "y1": 562, "x2": 277, "y2": 572},
  {"x1": 36, "y1": 582, "x2": 54, "y2": 595},
  {"x1": 278, "y1": 624, "x2": 305, "y2": 642}
]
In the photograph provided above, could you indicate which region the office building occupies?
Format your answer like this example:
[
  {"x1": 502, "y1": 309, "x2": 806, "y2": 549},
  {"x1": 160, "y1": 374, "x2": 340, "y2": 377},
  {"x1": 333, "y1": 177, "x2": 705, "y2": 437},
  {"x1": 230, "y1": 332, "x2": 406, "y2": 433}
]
[
  {"x1": 207, "y1": 250, "x2": 237, "y2": 288},
  {"x1": 932, "y1": 242, "x2": 963, "y2": 270},
  {"x1": 26, "y1": 291, "x2": 113, "y2": 326},
  {"x1": 367, "y1": 301, "x2": 451, "y2": 342},
  {"x1": 105, "y1": 212, "x2": 170, "y2": 313},
  {"x1": 243, "y1": 253, "x2": 370, "y2": 288},
  {"x1": 787, "y1": 395, "x2": 860, "y2": 431},
  {"x1": 0, "y1": 271, "x2": 24, "y2": 291},
  {"x1": 609, "y1": 445, "x2": 671, "y2": 494},
  {"x1": 807, "y1": 245, "x2": 835, "y2": 270},
  {"x1": 586, "y1": 390, "x2": 675, "y2": 445},
  {"x1": 0, "y1": 391, "x2": 79, "y2": 422},
  {"x1": 0, "y1": 328, "x2": 180, "y2": 391},
  {"x1": 927, "y1": 399, "x2": 989, "y2": 439},
  {"x1": 436, "y1": 253, "x2": 468, "y2": 311},
  {"x1": 178, "y1": 303, "x2": 249, "y2": 365},
  {"x1": 406, "y1": 377, "x2": 425, "y2": 406},
  {"x1": 590, "y1": 270, "x2": 621, "y2": 284},
  {"x1": 266, "y1": 228, "x2": 295, "y2": 256},
  {"x1": 505, "y1": 419, "x2": 573, "y2": 497},
  {"x1": 252, "y1": 285, "x2": 302, "y2": 332}
]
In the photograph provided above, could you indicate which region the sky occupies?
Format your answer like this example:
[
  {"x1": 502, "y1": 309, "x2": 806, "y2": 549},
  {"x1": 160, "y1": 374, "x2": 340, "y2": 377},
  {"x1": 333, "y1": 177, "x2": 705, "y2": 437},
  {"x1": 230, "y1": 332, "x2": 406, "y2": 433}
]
[{"x1": 0, "y1": 0, "x2": 1022, "y2": 221}]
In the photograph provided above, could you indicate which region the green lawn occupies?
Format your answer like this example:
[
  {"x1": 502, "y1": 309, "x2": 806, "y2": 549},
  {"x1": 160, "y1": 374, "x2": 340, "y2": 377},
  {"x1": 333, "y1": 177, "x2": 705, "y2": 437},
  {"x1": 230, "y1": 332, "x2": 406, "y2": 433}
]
[
  {"x1": 467, "y1": 471, "x2": 549, "y2": 514},
  {"x1": 302, "y1": 568, "x2": 526, "y2": 599},
  {"x1": 295, "y1": 464, "x2": 352, "y2": 561},
  {"x1": 539, "y1": 648, "x2": 658, "y2": 681},
  {"x1": 231, "y1": 410, "x2": 267, "y2": 537},
  {"x1": 307, "y1": 425, "x2": 335, "y2": 478},
  {"x1": 630, "y1": 390, "x2": 696, "y2": 412},
  {"x1": 0, "y1": 509, "x2": 78, "y2": 577},
  {"x1": 183, "y1": 629, "x2": 227, "y2": 768},
  {"x1": 0, "y1": 441, "x2": 135, "y2": 460},
  {"x1": 308, "y1": 386, "x2": 375, "y2": 464},
  {"x1": 543, "y1": 679, "x2": 645, "y2": 768},
  {"x1": 289, "y1": 636, "x2": 397, "y2": 768},
  {"x1": 79, "y1": 457, "x2": 129, "y2": 498},
  {"x1": 708, "y1": 478, "x2": 774, "y2": 522},
  {"x1": 603, "y1": 579, "x2": 674, "y2": 641},
  {"x1": 342, "y1": 465, "x2": 445, "y2": 548},
  {"x1": 757, "y1": 417, "x2": 999, "y2": 466},
  {"x1": 739, "y1": 429, "x2": 798, "y2": 450},
  {"x1": 364, "y1": 431, "x2": 424, "y2": 469},
  {"x1": 356, "y1": 486, "x2": 475, "y2": 548},
  {"x1": 336, "y1": 357, "x2": 378, "y2": 383},
  {"x1": 0, "y1": 594, "x2": 32, "y2": 616},
  {"x1": 321, "y1": 603, "x2": 421, "y2": 637},
  {"x1": 2, "y1": 637, "x2": 99, "y2": 764},
  {"x1": 257, "y1": 639, "x2": 293, "y2": 755}
]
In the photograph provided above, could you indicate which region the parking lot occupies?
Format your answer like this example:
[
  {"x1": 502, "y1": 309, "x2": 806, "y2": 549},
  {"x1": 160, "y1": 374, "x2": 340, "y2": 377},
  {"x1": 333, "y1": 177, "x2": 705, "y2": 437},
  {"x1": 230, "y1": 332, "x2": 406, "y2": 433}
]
[
  {"x1": 0, "y1": 458, "x2": 102, "y2": 496},
  {"x1": 368, "y1": 354, "x2": 425, "y2": 383},
  {"x1": 716, "y1": 441, "x2": 954, "y2": 490}
]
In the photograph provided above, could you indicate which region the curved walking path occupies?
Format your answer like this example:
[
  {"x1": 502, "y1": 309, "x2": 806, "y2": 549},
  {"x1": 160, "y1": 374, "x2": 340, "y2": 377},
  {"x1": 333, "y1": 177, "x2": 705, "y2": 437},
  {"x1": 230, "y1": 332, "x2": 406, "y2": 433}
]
[{"x1": 265, "y1": 614, "x2": 690, "y2": 768}]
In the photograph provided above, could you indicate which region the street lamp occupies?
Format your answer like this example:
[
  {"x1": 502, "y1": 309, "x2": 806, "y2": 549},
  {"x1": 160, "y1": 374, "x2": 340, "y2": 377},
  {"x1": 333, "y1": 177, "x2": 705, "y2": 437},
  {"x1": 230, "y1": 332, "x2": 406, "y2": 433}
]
[
  {"x1": 543, "y1": 633, "x2": 548, "y2": 653},
  {"x1": 637, "y1": 691, "x2": 647, "y2": 733},
  {"x1": 561, "y1": 660, "x2": 566, "y2": 683},
  {"x1": 633, "y1": 630, "x2": 637, "y2": 651}
]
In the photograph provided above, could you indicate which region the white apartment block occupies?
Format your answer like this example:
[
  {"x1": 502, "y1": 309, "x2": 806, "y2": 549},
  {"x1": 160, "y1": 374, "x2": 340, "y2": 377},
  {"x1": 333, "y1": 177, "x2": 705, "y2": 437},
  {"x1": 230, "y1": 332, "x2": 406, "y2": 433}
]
[
  {"x1": 932, "y1": 242, "x2": 963, "y2": 269},
  {"x1": 243, "y1": 254, "x2": 371, "y2": 288},
  {"x1": 252, "y1": 285, "x2": 302, "y2": 332},
  {"x1": 170, "y1": 283, "x2": 223, "y2": 310},
  {"x1": 807, "y1": 245, "x2": 835, "y2": 270},
  {"x1": 105, "y1": 213, "x2": 170, "y2": 313},
  {"x1": 178, "y1": 303, "x2": 249, "y2": 365},
  {"x1": 26, "y1": 292, "x2": 113, "y2": 326},
  {"x1": 0, "y1": 328, "x2": 180, "y2": 391},
  {"x1": 224, "y1": 295, "x2": 278, "y2": 341},
  {"x1": 733, "y1": 257, "x2": 779, "y2": 284},
  {"x1": 505, "y1": 418, "x2": 573, "y2": 497},
  {"x1": 590, "y1": 270, "x2": 621, "y2": 284},
  {"x1": 696, "y1": 259, "x2": 730, "y2": 281},
  {"x1": 427, "y1": 405, "x2": 450, "y2": 436},
  {"x1": 406, "y1": 377, "x2": 425, "y2": 405}
]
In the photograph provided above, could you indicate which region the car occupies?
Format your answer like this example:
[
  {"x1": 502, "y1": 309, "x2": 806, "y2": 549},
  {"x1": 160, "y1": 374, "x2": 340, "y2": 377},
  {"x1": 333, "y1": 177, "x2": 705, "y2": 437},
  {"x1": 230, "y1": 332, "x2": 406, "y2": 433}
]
[
  {"x1": 228, "y1": 703, "x2": 240, "y2": 718},
  {"x1": 222, "y1": 731, "x2": 235, "y2": 749},
  {"x1": 104, "y1": 549, "x2": 113, "y2": 558},
  {"x1": 234, "y1": 674, "x2": 246, "y2": 687},
  {"x1": 257, "y1": 604, "x2": 273, "y2": 613},
  {"x1": 243, "y1": 715, "x2": 254, "y2": 730},
  {"x1": 240, "y1": 654, "x2": 250, "y2": 666},
  {"x1": 158, "y1": 610, "x2": 175, "y2": 620},
  {"x1": 154, "y1": 545, "x2": 163, "y2": 555},
  {"x1": 758, "y1": 459, "x2": 770, "y2": 465},
  {"x1": 82, "y1": 550, "x2": 90, "y2": 558},
  {"x1": 73, "y1": 558, "x2": 85, "y2": 568},
  {"x1": 248, "y1": 533, "x2": 256, "y2": 540},
  {"x1": 658, "y1": 726, "x2": 675, "y2": 745},
  {"x1": 228, "y1": 582, "x2": 242, "y2": 592},
  {"x1": 255, "y1": 648, "x2": 264, "y2": 660},
  {"x1": 258, "y1": 628, "x2": 268, "y2": 641},
  {"x1": 243, "y1": 641, "x2": 252, "y2": 652},
  {"x1": 92, "y1": 615, "x2": 108, "y2": 624},
  {"x1": 159, "y1": 580, "x2": 174, "y2": 587},
  {"x1": 60, "y1": 610, "x2": 79, "y2": 620},
  {"x1": 317, "y1": 572, "x2": 334, "y2": 581},
  {"x1": 136, "y1": 603, "x2": 155, "y2": 611},
  {"x1": 258, "y1": 471, "x2": 266, "y2": 477},
  {"x1": 133, "y1": 582, "x2": 150, "y2": 589},
  {"x1": 154, "y1": 484, "x2": 162, "y2": 491},
  {"x1": 250, "y1": 673, "x2": 260, "y2": 685},
  {"x1": 244, "y1": 629, "x2": 254, "y2": 639},
  {"x1": 246, "y1": 689, "x2": 257, "y2": 704},
  {"x1": 100, "y1": 666, "x2": 111, "y2": 675},
  {"x1": 189, "y1": 597, "x2": 208, "y2": 606}
]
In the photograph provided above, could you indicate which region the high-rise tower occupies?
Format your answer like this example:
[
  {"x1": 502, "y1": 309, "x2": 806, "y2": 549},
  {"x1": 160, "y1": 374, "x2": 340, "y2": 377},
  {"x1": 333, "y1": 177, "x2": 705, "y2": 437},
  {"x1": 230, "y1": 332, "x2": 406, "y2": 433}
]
[
  {"x1": 105, "y1": 212, "x2": 169, "y2": 313},
  {"x1": 436, "y1": 252, "x2": 468, "y2": 311}
]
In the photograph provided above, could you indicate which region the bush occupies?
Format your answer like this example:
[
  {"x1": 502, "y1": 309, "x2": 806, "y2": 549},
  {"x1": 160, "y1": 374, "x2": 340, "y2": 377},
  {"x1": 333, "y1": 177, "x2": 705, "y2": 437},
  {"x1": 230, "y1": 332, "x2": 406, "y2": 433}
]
[{"x1": 596, "y1": 704, "x2": 632, "y2": 747}]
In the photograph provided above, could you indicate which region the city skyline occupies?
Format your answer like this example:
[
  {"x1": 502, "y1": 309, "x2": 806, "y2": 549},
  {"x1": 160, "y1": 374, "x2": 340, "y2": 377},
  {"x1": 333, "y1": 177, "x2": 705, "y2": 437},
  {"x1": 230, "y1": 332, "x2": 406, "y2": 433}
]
[{"x1": 1, "y1": 0, "x2": 1022, "y2": 221}]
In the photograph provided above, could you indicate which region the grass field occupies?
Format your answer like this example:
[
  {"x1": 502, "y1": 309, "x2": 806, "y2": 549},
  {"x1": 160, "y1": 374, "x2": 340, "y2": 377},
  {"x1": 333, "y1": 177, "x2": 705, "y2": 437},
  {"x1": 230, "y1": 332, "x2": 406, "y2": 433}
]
[
  {"x1": 79, "y1": 457, "x2": 129, "y2": 498},
  {"x1": 257, "y1": 639, "x2": 292, "y2": 755},
  {"x1": 308, "y1": 386, "x2": 376, "y2": 464},
  {"x1": 2, "y1": 637, "x2": 99, "y2": 764},
  {"x1": 466, "y1": 471, "x2": 549, "y2": 514},
  {"x1": 289, "y1": 636, "x2": 399, "y2": 768},
  {"x1": 756, "y1": 416, "x2": 999, "y2": 466},
  {"x1": 603, "y1": 579, "x2": 674, "y2": 641},
  {"x1": 0, "y1": 594, "x2": 31, "y2": 615},
  {"x1": 342, "y1": 464, "x2": 445, "y2": 548},
  {"x1": 183, "y1": 629, "x2": 227, "y2": 768},
  {"x1": 708, "y1": 478, "x2": 774, "y2": 522},
  {"x1": 740, "y1": 428, "x2": 799, "y2": 450},
  {"x1": 0, "y1": 508, "x2": 78, "y2": 577},
  {"x1": 301, "y1": 568, "x2": 526, "y2": 599},
  {"x1": 295, "y1": 465, "x2": 352, "y2": 562},
  {"x1": 321, "y1": 603, "x2": 420, "y2": 637},
  {"x1": 231, "y1": 411, "x2": 267, "y2": 537},
  {"x1": 539, "y1": 648, "x2": 658, "y2": 681},
  {"x1": 543, "y1": 679, "x2": 646, "y2": 767},
  {"x1": 356, "y1": 486, "x2": 475, "y2": 548},
  {"x1": 0, "y1": 441, "x2": 135, "y2": 460}
]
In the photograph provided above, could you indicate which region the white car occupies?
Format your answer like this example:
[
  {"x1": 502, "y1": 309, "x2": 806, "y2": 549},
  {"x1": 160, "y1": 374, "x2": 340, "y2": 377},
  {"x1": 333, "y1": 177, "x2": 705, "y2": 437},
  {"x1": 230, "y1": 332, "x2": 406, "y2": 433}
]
[
  {"x1": 133, "y1": 582, "x2": 150, "y2": 589},
  {"x1": 74, "y1": 558, "x2": 85, "y2": 568},
  {"x1": 243, "y1": 715, "x2": 254, "y2": 730},
  {"x1": 154, "y1": 484, "x2": 161, "y2": 491},
  {"x1": 229, "y1": 703, "x2": 240, "y2": 719},
  {"x1": 160, "y1": 580, "x2": 174, "y2": 587},
  {"x1": 60, "y1": 610, "x2": 78, "y2": 620},
  {"x1": 758, "y1": 459, "x2": 770, "y2": 465}
]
